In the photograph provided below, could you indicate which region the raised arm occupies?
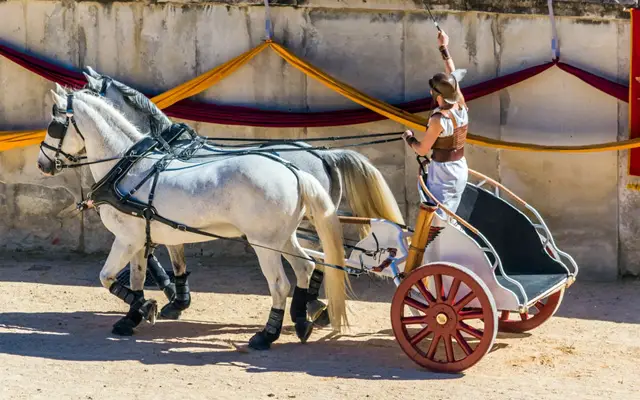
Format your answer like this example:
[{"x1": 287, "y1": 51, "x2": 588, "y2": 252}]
[{"x1": 438, "y1": 30, "x2": 455, "y2": 74}]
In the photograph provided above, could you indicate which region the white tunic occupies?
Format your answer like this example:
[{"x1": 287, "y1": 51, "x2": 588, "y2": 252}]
[{"x1": 421, "y1": 105, "x2": 469, "y2": 220}]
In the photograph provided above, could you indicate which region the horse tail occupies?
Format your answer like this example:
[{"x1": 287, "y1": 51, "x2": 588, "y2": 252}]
[
  {"x1": 324, "y1": 149, "x2": 404, "y2": 237},
  {"x1": 296, "y1": 170, "x2": 350, "y2": 332}
]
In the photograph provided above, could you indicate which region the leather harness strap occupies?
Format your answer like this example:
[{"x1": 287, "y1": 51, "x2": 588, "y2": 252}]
[{"x1": 430, "y1": 104, "x2": 468, "y2": 163}]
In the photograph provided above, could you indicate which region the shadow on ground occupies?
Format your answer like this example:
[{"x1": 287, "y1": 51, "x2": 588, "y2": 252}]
[
  {"x1": 0, "y1": 311, "x2": 466, "y2": 381},
  {"x1": 1, "y1": 254, "x2": 639, "y2": 325}
]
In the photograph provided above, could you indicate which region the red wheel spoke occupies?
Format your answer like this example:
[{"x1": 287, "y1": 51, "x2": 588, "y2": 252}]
[
  {"x1": 520, "y1": 313, "x2": 529, "y2": 321},
  {"x1": 410, "y1": 326, "x2": 433, "y2": 346},
  {"x1": 434, "y1": 274, "x2": 444, "y2": 301},
  {"x1": 458, "y1": 321, "x2": 484, "y2": 340},
  {"x1": 454, "y1": 331, "x2": 473, "y2": 356},
  {"x1": 446, "y1": 278, "x2": 461, "y2": 305},
  {"x1": 459, "y1": 311, "x2": 484, "y2": 321},
  {"x1": 454, "y1": 291, "x2": 476, "y2": 311},
  {"x1": 415, "y1": 279, "x2": 436, "y2": 306},
  {"x1": 404, "y1": 296, "x2": 429, "y2": 313},
  {"x1": 391, "y1": 264, "x2": 501, "y2": 373},
  {"x1": 426, "y1": 333, "x2": 441, "y2": 359},
  {"x1": 401, "y1": 316, "x2": 426, "y2": 325},
  {"x1": 534, "y1": 301, "x2": 545, "y2": 311},
  {"x1": 444, "y1": 334, "x2": 455, "y2": 362}
]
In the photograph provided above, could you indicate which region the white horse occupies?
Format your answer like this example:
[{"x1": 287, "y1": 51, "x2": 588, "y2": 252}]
[
  {"x1": 37, "y1": 88, "x2": 349, "y2": 350},
  {"x1": 70, "y1": 67, "x2": 405, "y2": 324}
]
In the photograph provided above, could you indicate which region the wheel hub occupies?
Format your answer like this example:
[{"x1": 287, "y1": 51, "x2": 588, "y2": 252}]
[
  {"x1": 427, "y1": 303, "x2": 456, "y2": 333},
  {"x1": 436, "y1": 313, "x2": 448, "y2": 325}
]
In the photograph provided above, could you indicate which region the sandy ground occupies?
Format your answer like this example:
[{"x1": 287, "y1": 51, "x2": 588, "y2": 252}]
[{"x1": 0, "y1": 254, "x2": 639, "y2": 400}]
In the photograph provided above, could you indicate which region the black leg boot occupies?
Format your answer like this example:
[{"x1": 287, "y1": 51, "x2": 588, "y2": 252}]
[
  {"x1": 248, "y1": 308, "x2": 285, "y2": 351},
  {"x1": 290, "y1": 287, "x2": 314, "y2": 343},
  {"x1": 306, "y1": 269, "x2": 330, "y2": 327},
  {"x1": 147, "y1": 254, "x2": 176, "y2": 302},
  {"x1": 109, "y1": 282, "x2": 158, "y2": 336},
  {"x1": 159, "y1": 271, "x2": 191, "y2": 320}
]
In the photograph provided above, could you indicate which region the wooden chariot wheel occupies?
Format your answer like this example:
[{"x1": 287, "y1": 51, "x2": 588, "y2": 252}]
[
  {"x1": 498, "y1": 289, "x2": 564, "y2": 333},
  {"x1": 390, "y1": 263, "x2": 498, "y2": 374}
]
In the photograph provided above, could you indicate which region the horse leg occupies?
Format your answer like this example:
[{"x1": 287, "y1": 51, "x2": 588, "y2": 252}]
[
  {"x1": 282, "y1": 235, "x2": 315, "y2": 343},
  {"x1": 99, "y1": 242, "x2": 157, "y2": 336},
  {"x1": 147, "y1": 249, "x2": 176, "y2": 303},
  {"x1": 159, "y1": 245, "x2": 190, "y2": 320},
  {"x1": 248, "y1": 246, "x2": 290, "y2": 351},
  {"x1": 307, "y1": 266, "x2": 330, "y2": 327}
]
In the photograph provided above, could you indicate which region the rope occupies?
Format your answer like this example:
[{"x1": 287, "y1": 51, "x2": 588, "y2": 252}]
[
  {"x1": 547, "y1": 0, "x2": 560, "y2": 60},
  {"x1": 264, "y1": 0, "x2": 274, "y2": 40},
  {"x1": 205, "y1": 131, "x2": 402, "y2": 143}
]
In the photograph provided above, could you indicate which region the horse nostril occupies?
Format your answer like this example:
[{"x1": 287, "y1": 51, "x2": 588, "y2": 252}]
[{"x1": 37, "y1": 161, "x2": 51, "y2": 175}]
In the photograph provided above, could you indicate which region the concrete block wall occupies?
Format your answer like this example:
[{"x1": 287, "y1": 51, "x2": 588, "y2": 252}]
[{"x1": 0, "y1": 0, "x2": 635, "y2": 279}]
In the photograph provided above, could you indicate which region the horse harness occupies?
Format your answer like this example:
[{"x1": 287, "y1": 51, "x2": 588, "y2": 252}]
[
  {"x1": 46, "y1": 94, "x2": 303, "y2": 259},
  {"x1": 40, "y1": 95, "x2": 88, "y2": 171}
]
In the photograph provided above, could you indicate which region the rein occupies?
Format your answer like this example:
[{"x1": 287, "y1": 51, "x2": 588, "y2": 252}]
[{"x1": 56, "y1": 81, "x2": 407, "y2": 274}]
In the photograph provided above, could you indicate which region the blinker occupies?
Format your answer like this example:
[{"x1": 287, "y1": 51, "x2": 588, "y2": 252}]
[{"x1": 47, "y1": 120, "x2": 67, "y2": 139}]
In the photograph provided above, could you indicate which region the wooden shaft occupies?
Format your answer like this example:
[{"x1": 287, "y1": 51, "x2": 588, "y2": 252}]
[
  {"x1": 404, "y1": 202, "x2": 438, "y2": 275},
  {"x1": 337, "y1": 216, "x2": 372, "y2": 225}
]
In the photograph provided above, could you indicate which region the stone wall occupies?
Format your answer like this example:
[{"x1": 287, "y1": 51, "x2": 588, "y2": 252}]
[{"x1": 0, "y1": 0, "x2": 635, "y2": 279}]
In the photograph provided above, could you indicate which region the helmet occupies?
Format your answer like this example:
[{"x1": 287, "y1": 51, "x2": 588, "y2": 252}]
[{"x1": 429, "y1": 72, "x2": 461, "y2": 105}]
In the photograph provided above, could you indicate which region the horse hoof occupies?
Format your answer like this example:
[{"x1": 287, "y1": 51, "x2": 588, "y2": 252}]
[
  {"x1": 248, "y1": 332, "x2": 272, "y2": 351},
  {"x1": 140, "y1": 299, "x2": 158, "y2": 325},
  {"x1": 112, "y1": 317, "x2": 137, "y2": 336},
  {"x1": 159, "y1": 303, "x2": 183, "y2": 320},
  {"x1": 312, "y1": 308, "x2": 331, "y2": 328},
  {"x1": 295, "y1": 319, "x2": 314, "y2": 343}
]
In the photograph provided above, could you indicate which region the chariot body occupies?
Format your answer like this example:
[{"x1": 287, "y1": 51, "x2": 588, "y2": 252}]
[{"x1": 305, "y1": 167, "x2": 579, "y2": 373}]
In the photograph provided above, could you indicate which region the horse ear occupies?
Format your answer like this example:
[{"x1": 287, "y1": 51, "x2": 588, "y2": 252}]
[
  {"x1": 54, "y1": 83, "x2": 67, "y2": 96},
  {"x1": 85, "y1": 66, "x2": 101, "y2": 78},
  {"x1": 50, "y1": 90, "x2": 66, "y2": 109},
  {"x1": 83, "y1": 73, "x2": 101, "y2": 91}
]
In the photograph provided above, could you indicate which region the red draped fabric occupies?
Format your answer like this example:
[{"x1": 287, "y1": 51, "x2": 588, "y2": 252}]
[{"x1": 0, "y1": 43, "x2": 629, "y2": 129}]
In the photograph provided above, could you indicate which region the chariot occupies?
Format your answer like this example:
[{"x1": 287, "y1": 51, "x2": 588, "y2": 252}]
[{"x1": 305, "y1": 166, "x2": 579, "y2": 373}]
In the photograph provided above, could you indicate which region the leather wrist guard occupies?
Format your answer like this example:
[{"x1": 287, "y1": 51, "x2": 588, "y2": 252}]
[{"x1": 439, "y1": 45, "x2": 451, "y2": 60}]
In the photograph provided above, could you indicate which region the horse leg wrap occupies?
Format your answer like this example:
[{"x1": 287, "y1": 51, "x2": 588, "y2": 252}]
[
  {"x1": 307, "y1": 269, "x2": 324, "y2": 302},
  {"x1": 306, "y1": 270, "x2": 330, "y2": 327},
  {"x1": 248, "y1": 308, "x2": 284, "y2": 351},
  {"x1": 111, "y1": 288, "x2": 158, "y2": 336},
  {"x1": 109, "y1": 281, "x2": 143, "y2": 305},
  {"x1": 159, "y1": 272, "x2": 190, "y2": 320},
  {"x1": 290, "y1": 287, "x2": 314, "y2": 343},
  {"x1": 147, "y1": 254, "x2": 176, "y2": 302}
]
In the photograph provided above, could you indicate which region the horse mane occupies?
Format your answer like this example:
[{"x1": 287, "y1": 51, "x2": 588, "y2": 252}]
[
  {"x1": 109, "y1": 79, "x2": 173, "y2": 136},
  {"x1": 74, "y1": 89, "x2": 146, "y2": 144}
]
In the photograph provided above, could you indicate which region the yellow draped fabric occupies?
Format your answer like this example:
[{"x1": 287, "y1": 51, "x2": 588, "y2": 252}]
[
  {"x1": 0, "y1": 130, "x2": 47, "y2": 152},
  {"x1": 269, "y1": 41, "x2": 430, "y2": 133},
  {"x1": 0, "y1": 44, "x2": 268, "y2": 152},
  {"x1": 151, "y1": 42, "x2": 268, "y2": 109},
  {"x1": 1, "y1": 39, "x2": 637, "y2": 154}
]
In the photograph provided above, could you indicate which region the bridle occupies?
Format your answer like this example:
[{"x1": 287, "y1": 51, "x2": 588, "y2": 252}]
[{"x1": 39, "y1": 94, "x2": 87, "y2": 172}]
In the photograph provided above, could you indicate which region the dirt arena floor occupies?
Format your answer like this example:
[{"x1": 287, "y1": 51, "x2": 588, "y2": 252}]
[{"x1": 0, "y1": 254, "x2": 638, "y2": 400}]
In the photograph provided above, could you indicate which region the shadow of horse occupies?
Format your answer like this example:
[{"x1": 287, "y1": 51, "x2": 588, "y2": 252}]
[{"x1": 0, "y1": 311, "x2": 479, "y2": 381}]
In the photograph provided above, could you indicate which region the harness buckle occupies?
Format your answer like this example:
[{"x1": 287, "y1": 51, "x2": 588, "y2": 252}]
[
  {"x1": 54, "y1": 158, "x2": 64, "y2": 171},
  {"x1": 142, "y1": 207, "x2": 156, "y2": 220},
  {"x1": 177, "y1": 224, "x2": 187, "y2": 232}
]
